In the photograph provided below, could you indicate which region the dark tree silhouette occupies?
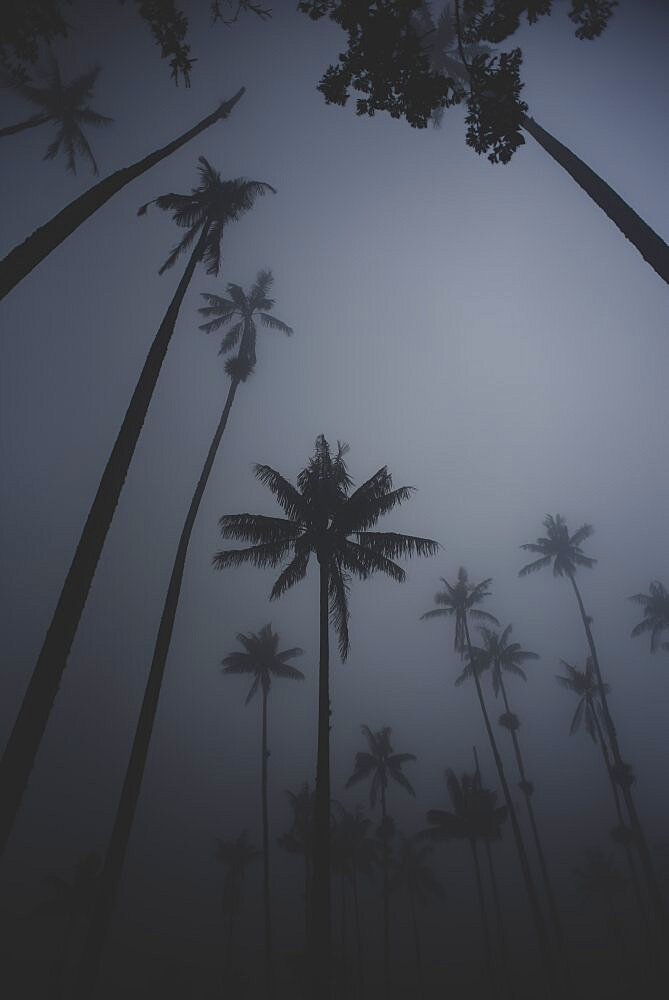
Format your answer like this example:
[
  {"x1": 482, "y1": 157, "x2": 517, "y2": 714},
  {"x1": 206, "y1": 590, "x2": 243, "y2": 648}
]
[
  {"x1": 422, "y1": 567, "x2": 560, "y2": 995},
  {"x1": 330, "y1": 803, "x2": 378, "y2": 990},
  {"x1": 0, "y1": 57, "x2": 112, "y2": 172},
  {"x1": 346, "y1": 725, "x2": 416, "y2": 996},
  {"x1": 278, "y1": 784, "x2": 315, "y2": 952},
  {"x1": 390, "y1": 832, "x2": 444, "y2": 1000},
  {"x1": 520, "y1": 515, "x2": 667, "y2": 934},
  {"x1": 213, "y1": 436, "x2": 438, "y2": 994},
  {"x1": 630, "y1": 582, "x2": 669, "y2": 653},
  {"x1": 223, "y1": 624, "x2": 305, "y2": 997},
  {"x1": 215, "y1": 830, "x2": 261, "y2": 987},
  {"x1": 0, "y1": 87, "x2": 245, "y2": 301},
  {"x1": 43, "y1": 852, "x2": 101, "y2": 1000}
]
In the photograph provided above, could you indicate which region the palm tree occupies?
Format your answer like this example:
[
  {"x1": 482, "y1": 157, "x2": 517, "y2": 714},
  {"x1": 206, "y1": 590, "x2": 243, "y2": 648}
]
[
  {"x1": 630, "y1": 582, "x2": 669, "y2": 653},
  {"x1": 0, "y1": 87, "x2": 244, "y2": 300},
  {"x1": 520, "y1": 514, "x2": 666, "y2": 933},
  {"x1": 222, "y1": 624, "x2": 304, "y2": 997},
  {"x1": 390, "y1": 833, "x2": 444, "y2": 1000},
  {"x1": 329, "y1": 803, "x2": 378, "y2": 990},
  {"x1": 213, "y1": 435, "x2": 438, "y2": 993},
  {"x1": 463, "y1": 624, "x2": 568, "y2": 968},
  {"x1": 422, "y1": 567, "x2": 560, "y2": 995},
  {"x1": 278, "y1": 783, "x2": 315, "y2": 952},
  {"x1": 0, "y1": 58, "x2": 112, "y2": 172},
  {"x1": 345, "y1": 725, "x2": 416, "y2": 996},
  {"x1": 421, "y1": 3, "x2": 669, "y2": 285},
  {"x1": 216, "y1": 830, "x2": 261, "y2": 986},
  {"x1": 43, "y1": 852, "x2": 101, "y2": 999},
  {"x1": 573, "y1": 848, "x2": 637, "y2": 989}
]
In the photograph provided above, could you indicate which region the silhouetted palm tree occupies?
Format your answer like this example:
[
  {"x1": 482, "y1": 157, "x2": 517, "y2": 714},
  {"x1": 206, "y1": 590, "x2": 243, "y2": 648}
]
[
  {"x1": 0, "y1": 58, "x2": 112, "y2": 172},
  {"x1": 223, "y1": 623, "x2": 304, "y2": 997},
  {"x1": 43, "y1": 852, "x2": 101, "y2": 999},
  {"x1": 422, "y1": 567, "x2": 559, "y2": 994},
  {"x1": 330, "y1": 803, "x2": 378, "y2": 990},
  {"x1": 216, "y1": 830, "x2": 261, "y2": 986},
  {"x1": 463, "y1": 624, "x2": 568, "y2": 967},
  {"x1": 629, "y1": 582, "x2": 669, "y2": 654},
  {"x1": 0, "y1": 88, "x2": 244, "y2": 300},
  {"x1": 346, "y1": 725, "x2": 416, "y2": 996},
  {"x1": 520, "y1": 515, "x2": 666, "y2": 932},
  {"x1": 213, "y1": 435, "x2": 438, "y2": 992},
  {"x1": 390, "y1": 833, "x2": 444, "y2": 1000},
  {"x1": 278, "y1": 784, "x2": 315, "y2": 952},
  {"x1": 574, "y1": 848, "x2": 637, "y2": 991}
]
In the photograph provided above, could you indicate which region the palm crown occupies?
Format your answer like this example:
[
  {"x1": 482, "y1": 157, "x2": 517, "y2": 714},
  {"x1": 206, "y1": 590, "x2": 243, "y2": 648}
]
[
  {"x1": 198, "y1": 268, "x2": 293, "y2": 381},
  {"x1": 459, "y1": 624, "x2": 539, "y2": 695},
  {"x1": 519, "y1": 514, "x2": 596, "y2": 578},
  {"x1": 330, "y1": 803, "x2": 379, "y2": 878},
  {"x1": 4, "y1": 57, "x2": 112, "y2": 173},
  {"x1": 214, "y1": 435, "x2": 438, "y2": 658},
  {"x1": 629, "y1": 581, "x2": 669, "y2": 653},
  {"x1": 421, "y1": 566, "x2": 498, "y2": 653},
  {"x1": 390, "y1": 833, "x2": 444, "y2": 904},
  {"x1": 555, "y1": 658, "x2": 609, "y2": 742},
  {"x1": 222, "y1": 623, "x2": 304, "y2": 704},
  {"x1": 216, "y1": 829, "x2": 261, "y2": 912},
  {"x1": 425, "y1": 769, "x2": 507, "y2": 844},
  {"x1": 139, "y1": 156, "x2": 275, "y2": 275},
  {"x1": 278, "y1": 784, "x2": 314, "y2": 859},
  {"x1": 346, "y1": 726, "x2": 416, "y2": 806}
]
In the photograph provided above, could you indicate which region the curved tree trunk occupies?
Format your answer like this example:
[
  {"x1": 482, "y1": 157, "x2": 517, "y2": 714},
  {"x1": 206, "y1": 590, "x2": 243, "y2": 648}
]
[
  {"x1": 463, "y1": 621, "x2": 560, "y2": 998},
  {"x1": 261, "y1": 686, "x2": 273, "y2": 999},
  {"x1": 311, "y1": 556, "x2": 331, "y2": 996},
  {"x1": 71, "y1": 371, "x2": 239, "y2": 997},
  {"x1": 0, "y1": 226, "x2": 210, "y2": 861},
  {"x1": 0, "y1": 113, "x2": 49, "y2": 139},
  {"x1": 470, "y1": 838, "x2": 495, "y2": 996},
  {"x1": 442, "y1": 53, "x2": 668, "y2": 285},
  {"x1": 567, "y1": 574, "x2": 667, "y2": 936},
  {"x1": 0, "y1": 88, "x2": 244, "y2": 301},
  {"x1": 408, "y1": 882, "x2": 425, "y2": 1000},
  {"x1": 497, "y1": 675, "x2": 569, "y2": 969},
  {"x1": 380, "y1": 783, "x2": 390, "y2": 998},
  {"x1": 351, "y1": 863, "x2": 364, "y2": 991}
]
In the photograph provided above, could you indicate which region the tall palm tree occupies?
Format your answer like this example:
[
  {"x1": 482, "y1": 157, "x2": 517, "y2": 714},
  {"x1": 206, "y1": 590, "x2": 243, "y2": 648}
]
[
  {"x1": 463, "y1": 624, "x2": 568, "y2": 968},
  {"x1": 330, "y1": 803, "x2": 378, "y2": 991},
  {"x1": 278, "y1": 783, "x2": 315, "y2": 952},
  {"x1": 421, "y1": 3, "x2": 669, "y2": 285},
  {"x1": 629, "y1": 582, "x2": 669, "y2": 654},
  {"x1": 213, "y1": 435, "x2": 438, "y2": 993},
  {"x1": 422, "y1": 567, "x2": 560, "y2": 995},
  {"x1": 216, "y1": 830, "x2": 261, "y2": 987},
  {"x1": 222, "y1": 624, "x2": 304, "y2": 997},
  {"x1": 43, "y1": 852, "x2": 101, "y2": 999},
  {"x1": 0, "y1": 87, "x2": 245, "y2": 300},
  {"x1": 520, "y1": 514, "x2": 666, "y2": 933},
  {"x1": 346, "y1": 725, "x2": 417, "y2": 996},
  {"x1": 0, "y1": 58, "x2": 112, "y2": 172},
  {"x1": 390, "y1": 833, "x2": 444, "y2": 1000}
]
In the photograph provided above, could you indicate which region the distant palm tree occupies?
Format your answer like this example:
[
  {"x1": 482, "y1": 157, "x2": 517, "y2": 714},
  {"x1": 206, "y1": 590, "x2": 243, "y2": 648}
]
[
  {"x1": 346, "y1": 725, "x2": 416, "y2": 996},
  {"x1": 43, "y1": 852, "x2": 101, "y2": 999},
  {"x1": 573, "y1": 848, "x2": 637, "y2": 989},
  {"x1": 214, "y1": 435, "x2": 438, "y2": 991},
  {"x1": 629, "y1": 582, "x2": 669, "y2": 654},
  {"x1": 223, "y1": 624, "x2": 304, "y2": 997},
  {"x1": 216, "y1": 830, "x2": 261, "y2": 986},
  {"x1": 520, "y1": 515, "x2": 666, "y2": 932},
  {"x1": 278, "y1": 784, "x2": 315, "y2": 951},
  {"x1": 330, "y1": 803, "x2": 378, "y2": 990},
  {"x1": 463, "y1": 624, "x2": 568, "y2": 967},
  {"x1": 422, "y1": 568, "x2": 559, "y2": 993},
  {"x1": 0, "y1": 58, "x2": 112, "y2": 172},
  {"x1": 390, "y1": 833, "x2": 444, "y2": 1000},
  {"x1": 0, "y1": 87, "x2": 245, "y2": 300}
]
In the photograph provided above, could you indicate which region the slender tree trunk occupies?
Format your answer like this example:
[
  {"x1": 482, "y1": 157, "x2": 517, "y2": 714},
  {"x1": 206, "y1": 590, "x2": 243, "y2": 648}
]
[
  {"x1": 497, "y1": 675, "x2": 569, "y2": 968},
  {"x1": 442, "y1": 53, "x2": 668, "y2": 286},
  {"x1": 311, "y1": 556, "x2": 331, "y2": 996},
  {"x1": 51, "y1": 903, "x2": 78, "y2": 1000},
  {"x1": 0, "y1": 112, "x2": 49, "y2": 138},
  {"x1": 261, "y1": 687, "x2": 273, "y2": 998},
  {"x1": 567, "y1": 574, "x2": 667, "y2": 935},
  {"x1": 0, "y1": 226, "x2": 210, "y2": 862},
  {"x1": 225, "y1": 908, "x2": 236, "y2": 987},
  {"x1": 305, "y1": 855, "x2": 311, "y2": 955},
  {"x1": 380, "y1": 783, "x2": 391, "y2": 998},
  {"x1": 70, "y1": 374, "x2": 239, "y2": 997},
  {"x1": 470, "y1": 838, "x2": 495, "y2": 996},
  {"x1": 0, "y1": 89, "x2": 244, "y2": 300},
  {"x1": 351, "y1": 863, "x2": 364, "y2": 991},
  {"x1": 463, "y1": 621, "x2": 559, "y2": 998},
  {"x1": 408, "y1": 882, "x2": 425, "y2": 1000},
  {"x1": 340, "y1": 871, "x2": 347, "y2": 955}
]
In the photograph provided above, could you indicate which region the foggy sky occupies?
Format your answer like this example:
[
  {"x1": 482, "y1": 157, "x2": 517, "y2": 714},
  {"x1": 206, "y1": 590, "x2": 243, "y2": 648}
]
[{"x1": 1, "y1": 0, "x2": 668, "y2": 990}]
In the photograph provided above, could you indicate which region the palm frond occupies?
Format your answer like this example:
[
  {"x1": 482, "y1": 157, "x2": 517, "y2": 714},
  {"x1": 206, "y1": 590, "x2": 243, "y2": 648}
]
[
  {"x1": 270, "y1": 547, "x2": 311, "y2": 600},
  {"x1": 253, "y1": 464, "x2": 306, "y2": 520},
  {"x1": 259, "y1": 312, "x2": 293, "y2": 334},
  {"x1": 218, "y1": 513, "x2": 300, "y2": 545},
  {"x1": 213, "y1": 541, "x2": 291, "y2": 570}
]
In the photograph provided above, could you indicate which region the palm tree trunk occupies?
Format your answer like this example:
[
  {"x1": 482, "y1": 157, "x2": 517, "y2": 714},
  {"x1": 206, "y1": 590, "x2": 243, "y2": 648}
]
[
  {"x1": 351, "y1": 863, "x2": 364, "y2": 991},
  {"x1": 463, "y1": 621, "x2": 560, "y2": 997},
  {"x1": 408, "y1": 882, "x2": 425, "y2": 1000},
  {"x1": 380, "y1": 783, "x2": 391, "y2": 998},
  {"x1": 567, "y1": 573, "x2": 667, "y2": 935},
  {"x1": 442, "y1": 53, "x2": 668, "y2": 285},
  {"x1": 225, "y1": 908, "x2": 236, "y2": 987},
  {"x1": 497, "y1": 675, "x2": 569, "y2": 968},
  {"x1": 484, "y1": 837, "x2": 514, "y2": 1000},
  {"x1": 0, "y1": 225, "x2": 211, "y2": 862},
  {"x1": 69, "y1": 373, "x2": 239, "y2": 997},
  {"x1": 261, "y1": 686, "x2": 273, "y2": 999},
  {"x1": 311, "y1": 555, "x2": 331, "y2": 996},
  {"x1": 0, "y1": 112, "x2": 49, "y2": 138},
  {"x1": 470, "y1": 838, "x2": 495, "y2": 996},
  {"x1": 305, "y1": 854, "x2": 311, "y2": 955},
  {"x1": 0, "y1": 88, "x2": 244, "y2": 300}
]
